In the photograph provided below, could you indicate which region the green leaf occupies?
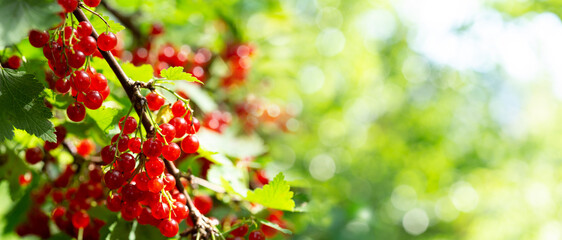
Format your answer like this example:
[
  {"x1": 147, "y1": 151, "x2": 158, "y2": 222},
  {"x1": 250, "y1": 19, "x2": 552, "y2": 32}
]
[
  {"x1": 0, "y1": 68, "x2": 55, "y2": 142},
  {"x1": 0, "y1": 0, "x2": 61, "y2": 48},
  {"x1": 246, "y1": 173, "x2": 295, "y2": 211},
  {"x1": 107, "y1": 218, "x2": 135, "y2": 240},
  {"x1": 160, "y1": 66, "x2": 202, "y2": 84},
  {"x1": 122, "y1": 63, "x2": 154, "y2": 83},
  {"x1": 258, "y1": 219, "x2": 293, "y2": 235},
  {"x1": 86, "y1": 103, "x2": 121, "y2": 134},
  {"x1": 208, "y1": 163, "x2": 249, "y2": 197},
  {"x1": 87, "y1": 11, "x2": 125, "y2": 34},
  {"x1": 134, "y1": 223, "x2": 167, "y2": 240}
]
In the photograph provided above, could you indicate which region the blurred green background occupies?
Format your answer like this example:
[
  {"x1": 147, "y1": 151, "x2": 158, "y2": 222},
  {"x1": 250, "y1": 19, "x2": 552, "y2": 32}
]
[{"x1": 6, "y1": 0, "x2": 562, "y2": 239}]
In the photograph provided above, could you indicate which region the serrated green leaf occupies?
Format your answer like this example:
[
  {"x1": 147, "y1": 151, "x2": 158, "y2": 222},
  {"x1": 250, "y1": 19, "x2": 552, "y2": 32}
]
[
  {"x1": 208, "y1": 164, "x2": 249, "y2": 197},
  {"x1": 258, "y1": 219, "x2": 293, "y2": 234},
  {"x1": 160, "y1": 67, "x2": 202, "y2": 83},
  {"x1": 87, "y1": 11, "x2": 125, "y2": 34},
  {"x1": 0, "y1": 0, "x2": 61, "y2": 48},
  {"x1": 0, "y1": 68, "x2": 55, "y2": 142},
  {"x1": 87, "y1": 103, "x2": 121, "y2": 133},
  {"x1": 122, "y1": 63, "x2": 154, "y2": 83},
  {"x1": 246, "y1": 173, "x2": 295, "y2": 211}
]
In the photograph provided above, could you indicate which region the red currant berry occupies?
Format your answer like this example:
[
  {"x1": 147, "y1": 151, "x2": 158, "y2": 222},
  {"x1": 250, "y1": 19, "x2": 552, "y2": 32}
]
[
  {"x1": 162, "y1": 142, "x2": 180, "y2": 161},
  {"x1": 84, "y1": 90, "x2": 103, "y2": 109},
  {"x1": 90, "y1": 72, "x2": 108, "y2": 91},
  {"x1": 67, "y1": 102, "x2": 86, "y2": 122},
  {"x1": 111, "y1": 134, "x2": 130, "y2": 152},
  {"x1": 128, "y1": 137, "x2": 142, "y2": 153},
  {"x1": 107, "y1": 193, "x2": 122, "y2": 212},
  {"x1": 193, "y1": 195, "x2": 213, "y2": 215},
  {"x1": 7, "y1": 55, "x2": 21, "y2": 69},
  {"x1": 29, "y1": 30, "x2": 49, "y2": 48},
  {"x1": 163, "y1": 173, "x2": 176, "y2": 191},
  {"x1": 119, "y1": 116, "x2": 137, "y2": 135},
  {"x1": 18, "y1": 172, "x2": 32, "y2": 186},
  {"x1": 104, "y1": 169, "x2": 124, "y2": 190},
  {"x1": 68, "y1": 50, "x2": 85, "y2": 68},
  {"x1": 248, "y1": 230, "x2": 265, "y2": 240},
  {"x1": 169, "y1": 117, "x2": 187, "y2": 138},
  {"x1": 147, "y1": 177, "x2": 164, "y2": 193},
  {"x1": 77, "y1": 36, "x2": 97, "y2": 56},
  {"x1": 117, "y1": 153, "x2": 136, "y2": 173},
  {"x1": 83, "y1": 0, "x2": 101, "y2": 7},
  {"x1": 150, "y1": 23, "x2": 164, "y2": 36},
  {"x1": 172, "y1": 101, "x2": 187, "y2": 117},
  {"x1": 121, "y1": 202, "x2": 142, "y2": 221},
  {"x1": 145, "y1": 157, "x2": 164, "y2": 178},
  {"x1": 157, "y1": 123, "x2": 176, "y2": 143},
  {"x1": 121, "y1": 182, "x2": 143, "y2": 203},
  {"x1": 146, "y1": 92, "x2": 165, "y2": 111},
  {"x1": 71, "y1": 70, "x2": 91, "y2": 92},
  {"x1": 100, "y1": 85, "x2": 110, "y2": 100},
  {"x1": 97, "y1": 32, "x2": 117, "y2": 51},
  {"x1": 142, "y1": 138, "x2": 163, "y2": 158},
  {"x1": 25, "y1": 147, "x2": 44, "y2": 164},
  {"x1": 151, "y1": 201, "x2": 170, "y2": 219},
  {"x1": 77, "y1": 21, "x2": 93, "y2": 38},
  {"x1": 172, "y1": 201, "x2": 188, "y2": 220},
  {"x1": 158, "y1": 219, "x2": 179, "y2": 238},
  {"x1": 58, "y1": 0, "x2": 78, "y2": 13},
  {"x1": 186, "y1": 117, "x2": 200, "y2": 134},
  {"x1": 181, "y1": 134, "x2": 199, "y2": 154},
  {"x1": 101, "y1": 145, "x2": 117, "y2": 164},
  {"x1": 231, "y1": 223, "x2": 249, "y2": 237},
  {"x1": 71, "y1": 211, "x2": 90, "y2": 229},
  {"x1": 55, "y1": 78, "x2": 71, "y2": 93},
  {"x1": 76, "y1": 139, "x2": 95, "y2": 157},
  {"x1": 134, "y1": 173, "x2": 150, "y2": 191},
  {"x1": 137, "y1": 207, "x2": 157, "y2": 226}
]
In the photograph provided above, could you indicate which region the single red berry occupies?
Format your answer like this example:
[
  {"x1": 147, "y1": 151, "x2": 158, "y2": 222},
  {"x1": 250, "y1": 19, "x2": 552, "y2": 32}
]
[
  {"x1": 121, "y1": 183, "x2": 143, "y2": 203},
  {"x1": 99, "y1": 85, "x2": 110, "y2": 100},
  {"x1": 157, "y1": 123, "x2": 176, "y2": 143},
  {"x1": 121, "y1": 202, "x2": 142, "y2": 221},
  {"x1": 72, "y1": 211, "x2": 90, "y2": 229},
  {"x1": 90, "y1": 72, "x2": 108, "y2": 91},
  {"x1": 134, "y1": 173, "x2": 150, "y2": 191},
  {"x1": 181, "y1": 134, "x2": 199, "y2": 154},
  {"x1": 104, "y1": 169, "x2": 124, "y2": 190},
  {"x1": 77, "y1": 36, "x2": 97, "y2": 56},
  {"x1": 18, "y1": 172, "x2": 32, "y2": 186},
  {"x1": 84, "y1": 90, "x2": 103, "y2": 109},
  {"x1": 158, "y1": 219, "x2": 179, "y2": 238},
  {"x1": 137, "y1": 207, "x2": 157, "y2": 225},
  {"x1": 100, "y1": 145, "x2": 117, "y2": 164},
  {"x1": 162, "y1": 142, "x2": 180, "y2": 161},
  {"x1": 55, "y1": 78, "x2": 71, "y2": 93},
  {"x1": 248, "y1": 230, "x2": 265, "y2": 240},
  {"x1": 128, "y1": 137, "x2": 142, "y2": 153},
  {"x1": 193, "y1": 195, "x2": 213, "y2": 215},
  {"x1": 111, "y1": 134, "x2": 130, "y2": 152},
  {"x1": 71, "y1": 70, "x2": 91, "y2": 92},
  {"x1": 186, "y1": 117, "x2": 200, "y2": 134},
  {"x1": 76, "y1": 139, "x2": 95, "y2": 157},
  {"x1": 172, "y1": 101, "x2": 187, "y2": 117},
  {"x1": 25, "y1": 147, "x2": 44, "y2": 164},
  {"x1": 172, "y1": 201, "x2": 188, "y2": 221},
  {"x1": 83, "y1": 0, "x2": 101, "y2": 7},
  {"x1": 147, "y1": 177, "x2": 164, "y2": 193},
  {"x1": 150, "y1": 23, "x2": 164, "y2": 36},
  {"x1": 29, "y1": 30, "x2": 49, "y2": 48},
  {"x1": 97, "y1": 32, "x2": 117, "y2": 51},
  {"x1": 163, "y1": 173, "x2": 176, "y2": 191},
  {"x1": 145, "y1": 157, "x2": 164, "y2": 178},
  {"x1": 173, "y1": 192, "x2": 187, "y2": 205},
  {"x1": 77, "y1": 21, "x2": 93, "y2": 38},
  {"x1": 68, "y1": 50, "x2": 85, "y2": 68},
  {"x1": 169, "y1": 117, "x2": 187, "y2": 138},
  {"x1": 230, "y1": 223, "x2": 249, "y2": 237},
  {"x1": 119, "y1": 116, "x2": 137, "y2": 135},
  {"x1": 117, "y1": 153, "x2": 136, "y2": 173},
  {"x1": 143, "y1": 138, "x2": 163, "y2": 158},
  {"x1": 146, "y1": 92, "x2": 165, "y2": 111},
  {"x1": 106, "y1": 193, "x2": 122, "y2": 212},
  {"x1": 7, "y1": 55, "x2": 21, "y2": 69},
  {"x1": 67, "y1": 102, "x2": 86, "y2": 122},
  {"x1": 58, "y1": 0, "x2": 78, "y2": 13}
]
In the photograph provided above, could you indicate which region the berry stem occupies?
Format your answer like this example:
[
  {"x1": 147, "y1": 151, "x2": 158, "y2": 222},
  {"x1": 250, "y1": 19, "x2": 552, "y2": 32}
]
[{"x1": 79, "y1": 3, "x2": 110, "y2": 31}]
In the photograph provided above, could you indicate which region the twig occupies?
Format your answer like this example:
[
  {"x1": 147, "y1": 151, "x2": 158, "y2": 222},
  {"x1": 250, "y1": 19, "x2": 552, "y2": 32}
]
[{"x1": 72, "y1": 7, "x2": 218, "y2": 239}]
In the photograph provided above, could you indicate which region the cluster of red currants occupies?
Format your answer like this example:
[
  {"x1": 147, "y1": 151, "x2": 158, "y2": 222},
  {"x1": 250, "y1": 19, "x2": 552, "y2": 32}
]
[
  {"x1": 30, "y1": 1, "x2": 119, "y2": 123},
  {"x1": 97, "y1": 93, "x2": 204, "y2": 237},
  {"x1": 221, "y1": 43, "x2": 255, "y2": 88},
  {"x1": 203, "y1": 110, "x2": 232, "y2": 133}
]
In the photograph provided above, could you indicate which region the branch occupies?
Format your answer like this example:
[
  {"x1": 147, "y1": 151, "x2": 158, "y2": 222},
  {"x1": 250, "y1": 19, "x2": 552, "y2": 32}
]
[{"x1": 72, "y1": 8, "x2": 218, "y2": 239}]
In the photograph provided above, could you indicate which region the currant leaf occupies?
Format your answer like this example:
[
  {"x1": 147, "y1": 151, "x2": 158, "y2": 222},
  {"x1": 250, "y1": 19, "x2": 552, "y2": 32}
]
[
  {"x1": 86, "y1": 103, "x2": 121, "y2": 133},
  {"x1": 122, "y1": 63, "x2": 154, "y2": 82},
  {"x1": 160, "y1": 66, "x2": 202, "y2": 84},
  {"x1": 86, "y1": 11, "x2": 125, "y2": 34},
  {"x1": 0, "y1": 0, "x2": 61, "y2": 48},
  {"x1": 0, "y1": 68, "x2": 56, "y2": 142},
  {"x1": 246, "y1": 173, "x2": 295, "y2": 211}
]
